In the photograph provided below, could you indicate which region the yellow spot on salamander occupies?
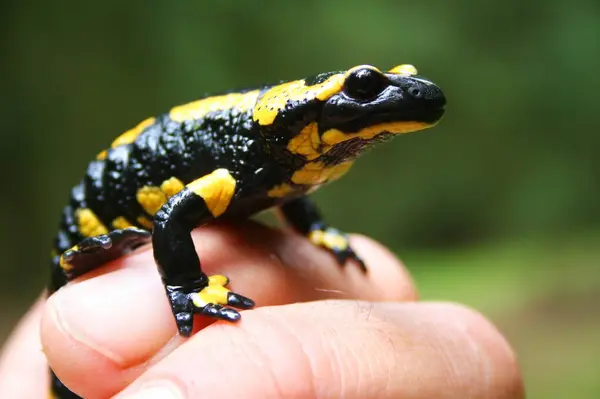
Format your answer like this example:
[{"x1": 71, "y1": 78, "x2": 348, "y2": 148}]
[
  {"x1": 95, "y1": 117, "x2": 155, "y2": 160},
  {"x1": 160, "y1": 177, "x2": 185, "y2": 198},
  {"x1": 136, "y1": 186, "x2": 167, "y2": 216},
  {"x1": 112, "y1": 216, "x2": 134, "y2": 229},
  {"x1": 96, "y1": 150, "x2": 107, "y2": 160},
  {"x1": 136, "y1": 177, "x2": 186, "y2": 217},
  {"x1": 326, "y1": 162, "x2": 354, "y2": 182},
  {"x1": 112, "y1": 117, "x2": 155, "y2": 148},
  {"x1": 388, "y1": 64, "x2": 418, "y2": 75},
  {"x1": 267, "y1": 183, "x2": 297, "y2": 198},
  {"x1": 315, "y1": 74, "x2": 346, "y2": 100},
  {"x1": 191, "y1": 274, "x2": 231, "y2": 308},
  {"x1": 187, "y1": 169, "x2": 236, "y2": 217},
  {"x1": 59, "y1": 244, "x2": 81, "y2": 272},
  {"x1": 58, "y1": 245, "x2": 79, "y2": 271},
  {"x1": 208, "y1": 274, "x2": 229, "y2": 286},
  {"x1": 75, "y1": 208, "x2": 108, "y2": 237},
  {"x1": 253, "y1": 74, "x2": 344, "y2": 126},
  {"x1": 321, "y1": 121, "x2": 431, "y2": 149},
  {"x1": 291, "y1": 161, "x2": 353, "y2": 186},
  {"x1": 309, "y1": 229, "x2": 349, "y2": 251},
  {"x1": 137, "y1": 216, "x2": 154, "y2": 229},
  {"x1": 59, "y1": 256, "x2": 72, "y2": 271},
  {"x1": 287, "y1": 122, "x2": 321, "y2": 160},
  {"x1": 169, "y1": 90, "x2": 260, "y2": 123}
]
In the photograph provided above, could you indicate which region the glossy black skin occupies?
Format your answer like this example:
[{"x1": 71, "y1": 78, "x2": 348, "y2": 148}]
[{"x1": 49, "y1": 67, "x2": 445, "y2": 398}]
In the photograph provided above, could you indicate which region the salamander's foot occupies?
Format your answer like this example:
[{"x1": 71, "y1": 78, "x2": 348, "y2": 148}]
[
  {"x1": 308, "y1": 222, "x2": 367, "y2": 272},
  {"x1": 165, "y1": 275, "x2": 255, "y2": 336},
  {"x1": 59, "y1": 228, "x2": 151, "y2": 280}
]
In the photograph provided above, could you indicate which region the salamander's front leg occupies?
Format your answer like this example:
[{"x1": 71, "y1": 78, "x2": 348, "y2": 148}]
[
  {"x1": 279, "y1": 197, "x2": 367, "y2": 272},
  {"x1": 153, "y1": 169, "x2": 254, "y2": 336},
  {"x1": 57, "y1": 227, "x2": 152, "y2": 282}
]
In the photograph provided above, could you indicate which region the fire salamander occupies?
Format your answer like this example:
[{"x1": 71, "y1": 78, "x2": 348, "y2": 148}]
[{"x1": 49, "y1": 64, "x2": 445, "y2": 398}]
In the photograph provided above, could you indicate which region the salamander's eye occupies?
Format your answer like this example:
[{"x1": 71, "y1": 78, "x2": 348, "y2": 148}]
[{"x1": 343, "y1": 68, "x2": 387, "y2": 101}]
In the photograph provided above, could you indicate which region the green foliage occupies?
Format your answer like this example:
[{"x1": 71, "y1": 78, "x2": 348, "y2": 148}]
[
  {"x1": 409, "y1": 230, "x2": 600, "y2": 399},
  {"x1": 2, "y1": 0, "x2": 599, "y2": 254}
]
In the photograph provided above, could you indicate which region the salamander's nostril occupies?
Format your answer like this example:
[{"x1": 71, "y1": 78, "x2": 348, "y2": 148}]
[{"x1": 407, "y1": 86, "x2": 422, "y2": 99}]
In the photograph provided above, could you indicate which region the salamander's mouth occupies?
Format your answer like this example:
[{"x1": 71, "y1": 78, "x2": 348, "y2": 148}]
[
  {"x1": 329, "y1": 106, "x2": 445, "y2": 134},
  {"x1": 403, "y1": 106, "x2": 445, "y2": 125},
  {"x1": 319, "y1": 72, "x2": 446, "y2": 136}
]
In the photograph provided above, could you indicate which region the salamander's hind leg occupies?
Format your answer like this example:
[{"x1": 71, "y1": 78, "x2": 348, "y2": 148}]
[
  {"x1": 279, "y1": 197, "x2": 367, "y2": 272},
  {"x1": 153, "y1": 169, "x2": 255, "y2": 336},
  {"x1": 59, "y1": 227, "x2": 151, "y2": 281}
]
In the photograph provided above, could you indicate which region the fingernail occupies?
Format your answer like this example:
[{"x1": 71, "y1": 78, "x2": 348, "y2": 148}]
[
  {"x1": 120, "y1": 381, "x2": 186, "y2": 399},
  {"x1": 49, "y1": 266, "x2": 174, "y2": 367},
  {"x1": 50, "y1": 293, "x2": 124, "y2": 364}
]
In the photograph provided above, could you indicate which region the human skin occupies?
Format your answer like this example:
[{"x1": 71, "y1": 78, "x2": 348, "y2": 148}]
[{"x1": 0, "y1": 222, "x2": 524, "y2": 398}]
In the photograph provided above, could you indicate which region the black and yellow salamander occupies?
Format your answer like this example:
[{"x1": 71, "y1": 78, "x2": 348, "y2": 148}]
[{"x1": 49, "y1": 64, "x2": 445, "y2": 398}]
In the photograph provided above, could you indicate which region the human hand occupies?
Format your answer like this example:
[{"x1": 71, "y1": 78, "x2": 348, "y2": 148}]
[{"x1": 0, "y1": 222, "x2": 524, "y2": 398}]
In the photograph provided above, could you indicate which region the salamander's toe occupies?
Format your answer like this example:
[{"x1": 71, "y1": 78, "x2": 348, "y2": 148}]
[
  {"x1": 190, "y1": 274, "x2": 255, "y2": 313},
  {"x1": 308, "y1": 223, "x2": 367, "y2": 272},
  {"x1": 199, "y1": 303, "x2": 241, "y2": 322}
]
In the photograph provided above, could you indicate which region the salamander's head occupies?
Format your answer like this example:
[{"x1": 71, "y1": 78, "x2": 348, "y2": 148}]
[
  {"x1": 253, "y1": 64, "x2": 445, "y2": 162},
  {"x1": 318, "y1": 64, "x2": 445, "y2": 144}
]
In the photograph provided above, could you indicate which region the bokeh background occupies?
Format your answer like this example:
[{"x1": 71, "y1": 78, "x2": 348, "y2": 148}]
[{"x1": 1, "y1": 1, "x2": 599, "y2": 397}]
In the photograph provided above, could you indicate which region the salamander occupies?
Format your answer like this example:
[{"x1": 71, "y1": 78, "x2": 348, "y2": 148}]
[{"x1": 48, "y1": 63, "x2": 446, "y2": 398}]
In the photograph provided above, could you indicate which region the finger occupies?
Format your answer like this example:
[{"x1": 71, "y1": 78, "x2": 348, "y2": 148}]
[
  {"x1": 73, "y1": 221, "x2": 416, "y2": 303},
  {"x1": 0, "y1": 295, "x2": 49, "y2": 398},
  {"x1": 251, "y1": 223, "x2": 417, "y2": 302},
  {"x1": 42, "y1": 222, "x2": 416, "y2": 397},
  {"x1": 115, "y1": 301, "x2": 524, "y2": 399}
]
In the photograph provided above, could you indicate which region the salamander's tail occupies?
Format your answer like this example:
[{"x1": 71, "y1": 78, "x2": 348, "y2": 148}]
[{"x1": 50, "y1": 370, "x2": 83, "y2": 399}]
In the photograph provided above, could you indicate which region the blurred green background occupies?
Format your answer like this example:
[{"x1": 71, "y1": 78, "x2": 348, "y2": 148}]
[{"x1": 1, "y1": 1, "x2": 599, "y2": 397}]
